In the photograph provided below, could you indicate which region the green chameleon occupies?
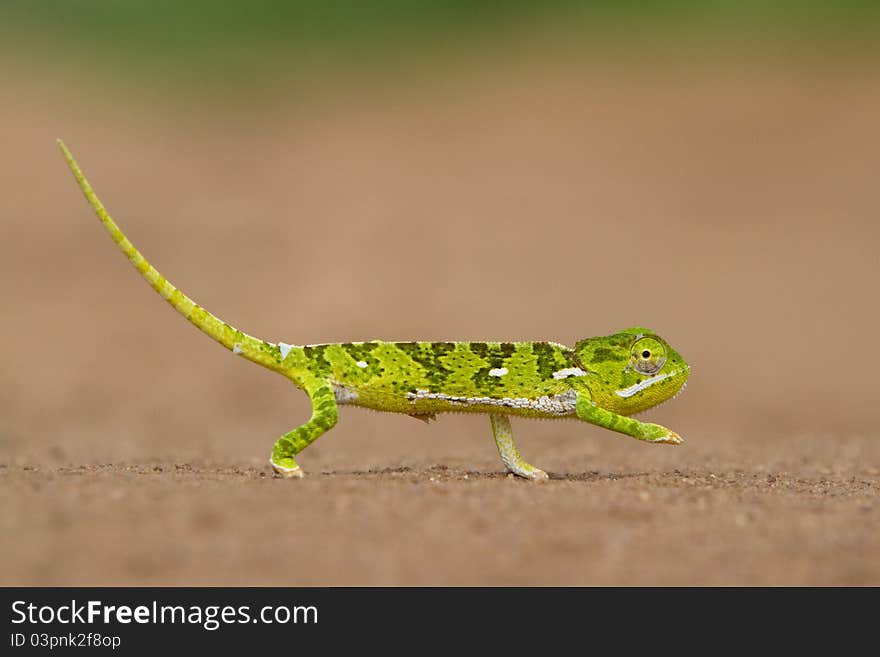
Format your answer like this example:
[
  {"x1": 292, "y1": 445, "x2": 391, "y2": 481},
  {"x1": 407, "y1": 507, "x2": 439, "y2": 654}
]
[{"x1": 58, "y1": 140, "x2": 690, "y2": 481}]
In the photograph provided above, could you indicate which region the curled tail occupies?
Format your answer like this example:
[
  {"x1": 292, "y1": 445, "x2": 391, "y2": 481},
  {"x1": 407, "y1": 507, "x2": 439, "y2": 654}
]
[{"x1": 58, "y1": 139, "x2": 283, "y2": 372}]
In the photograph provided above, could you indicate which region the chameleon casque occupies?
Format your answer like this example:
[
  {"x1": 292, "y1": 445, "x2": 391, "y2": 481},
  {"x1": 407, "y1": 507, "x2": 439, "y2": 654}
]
[{"x1": 59, "y1": 140, "x2": 690, "y2": 481}]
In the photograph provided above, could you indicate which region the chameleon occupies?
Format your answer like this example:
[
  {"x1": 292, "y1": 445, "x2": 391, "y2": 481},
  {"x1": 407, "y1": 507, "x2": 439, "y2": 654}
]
[{"x1": 58, "y1": 139, "x2": 690, "y2": 481}]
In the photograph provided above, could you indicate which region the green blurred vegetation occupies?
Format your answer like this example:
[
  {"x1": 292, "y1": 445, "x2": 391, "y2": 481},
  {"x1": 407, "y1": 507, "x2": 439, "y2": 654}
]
[{"x1": 2, "y1": 1, "x2": 878, "y2": 98}]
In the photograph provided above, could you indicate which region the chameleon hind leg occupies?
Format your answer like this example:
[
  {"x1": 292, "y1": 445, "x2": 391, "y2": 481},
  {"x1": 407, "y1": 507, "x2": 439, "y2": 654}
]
[
  {"x1": 270, "y1": 383, "x2": 339, "y2": 478},
  {"x1": 489, "y1": 414, "x2": 548, "y2": 481}
]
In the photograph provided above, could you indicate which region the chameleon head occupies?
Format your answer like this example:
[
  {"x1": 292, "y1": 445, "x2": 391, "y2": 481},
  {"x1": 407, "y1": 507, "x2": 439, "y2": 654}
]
[{"x1": 573, "y1": 327, "x2": 690, "y2": 416}]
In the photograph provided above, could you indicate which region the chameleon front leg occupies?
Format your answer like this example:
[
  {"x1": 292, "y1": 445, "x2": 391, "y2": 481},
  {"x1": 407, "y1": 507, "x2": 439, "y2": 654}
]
[
  {"x1": 489, "y1": 414, "x2": 549, "y2": 481},
  {"x1": 575, "y1": 394, "x2": 683, "y2": 444},
  {"x1": 270, "y1": 383, "x2": 339, "y2": 478}
]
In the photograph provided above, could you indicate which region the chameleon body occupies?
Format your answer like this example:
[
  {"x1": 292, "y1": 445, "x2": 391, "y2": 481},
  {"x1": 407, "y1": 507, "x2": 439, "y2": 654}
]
[{"x1": 59, "y1": 140, "x2": 690, "y2": 480}]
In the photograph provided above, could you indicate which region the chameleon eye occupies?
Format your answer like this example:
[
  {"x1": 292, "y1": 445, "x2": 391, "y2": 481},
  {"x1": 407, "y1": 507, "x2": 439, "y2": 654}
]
[{"x1": 631, "y1": 337, "x2": 666, "y2": 375}]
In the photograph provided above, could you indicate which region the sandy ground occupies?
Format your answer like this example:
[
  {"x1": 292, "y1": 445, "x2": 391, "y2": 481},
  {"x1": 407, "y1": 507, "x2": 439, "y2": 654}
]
[{"x1": 1, "y1": 54, "x2": 879, "y2": 585}]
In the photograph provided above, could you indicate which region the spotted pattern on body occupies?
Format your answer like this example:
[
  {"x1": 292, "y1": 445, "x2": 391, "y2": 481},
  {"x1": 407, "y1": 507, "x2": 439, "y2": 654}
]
[{"x1": 59, "y1": 139, "x2": 691, "y2": 482}]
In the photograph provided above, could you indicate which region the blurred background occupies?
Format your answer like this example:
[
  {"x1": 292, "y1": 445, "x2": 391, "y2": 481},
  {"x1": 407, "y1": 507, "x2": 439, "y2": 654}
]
[{"x1": 1, "y1": 2, "x2": 878, "y2": 585}]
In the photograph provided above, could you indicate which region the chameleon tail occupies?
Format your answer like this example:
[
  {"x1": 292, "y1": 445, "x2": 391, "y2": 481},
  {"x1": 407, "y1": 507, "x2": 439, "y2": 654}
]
[{"x1": 58, "y1": 139, "x2": 282, "y2": 372}]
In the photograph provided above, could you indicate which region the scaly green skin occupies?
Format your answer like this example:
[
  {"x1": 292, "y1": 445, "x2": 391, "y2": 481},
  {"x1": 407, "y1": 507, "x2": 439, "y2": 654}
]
[{"x1": 59, "y1": 140, "x2": 690, "y2": 480}]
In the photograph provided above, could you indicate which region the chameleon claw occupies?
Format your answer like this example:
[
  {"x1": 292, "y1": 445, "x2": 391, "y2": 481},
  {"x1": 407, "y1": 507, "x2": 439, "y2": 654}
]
[
  {"x1": 270, "y1": 459, "x2": 305, "y2": 478},
  {"x1": 509, "y1": 466, "x2": 549, "y2": 481},
  {"x1": 529, "y1": 468, "x2": 550, "y2": 482},
  {"x1": 652, "y1": 431, "x2": 684, "y2": 445}
]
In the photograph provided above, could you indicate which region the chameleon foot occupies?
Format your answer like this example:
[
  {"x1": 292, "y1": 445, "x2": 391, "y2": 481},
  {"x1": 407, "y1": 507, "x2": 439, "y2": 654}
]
[
  {"x1": 270, "y1": 459, "x2": 305, "y2": 478},
  {"x1": 651, "y1": 431, "x2": 684, "y2": 445},
  {"x1": 517, "y1": 466, "x2": 549, "y2": 482}
]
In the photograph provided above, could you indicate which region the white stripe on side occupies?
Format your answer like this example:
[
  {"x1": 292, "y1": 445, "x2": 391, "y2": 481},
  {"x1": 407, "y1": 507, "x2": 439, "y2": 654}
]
[{"x1": 615, "y1": 372, "x2": 674, "y2": 398}]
